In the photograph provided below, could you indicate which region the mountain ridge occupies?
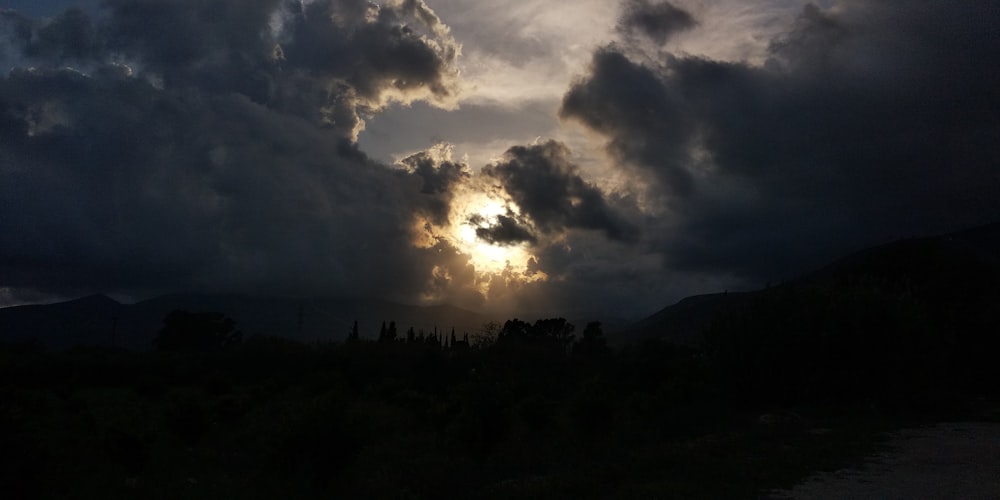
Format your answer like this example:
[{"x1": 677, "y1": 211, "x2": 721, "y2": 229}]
[
  {"x1": 0, "y1": 293, "x2": 490, "y2": 351},
  {"x1": 618, "y1": 221, "x2": 1000, "y2": 346},
  {"x1": 4, "y1": 222, "x2": 998, "y2": 351}
]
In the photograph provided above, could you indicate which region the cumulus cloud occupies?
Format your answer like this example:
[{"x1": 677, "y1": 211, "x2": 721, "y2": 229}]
[
  {"x1": 472, "y1": 213, "x2": 537, "y2": 246},
  {"x1": 3, "y1": 0, "x2": 999, "y2": 321},
  {"x1": 398, "y1": 145, "x2": 470, "y2": 225},
  {"x1": 617, "y1": 0, "x2": 696, "y2": 44},
  {"x1": 484, "y1": 141, "x2": 638, "y2": 242},
  {"x1": 389, "y1": 137, "x2": 652, "y2": 316},
  {"x1": 561, "y1": 49, "x2": 697, "y2": 196},
  {"x1": 0, "y1": 0, "x2": 471, "y2": 304},
  {"x1": 562, "y1": 0, "x2": 1000, "y2": 282},
  {"x1": 9, "y1": 0, "x2": 464, "y2": 140}
]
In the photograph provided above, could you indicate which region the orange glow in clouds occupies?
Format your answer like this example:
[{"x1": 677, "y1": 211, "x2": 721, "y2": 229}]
[
  {"x1": 403, "y1": 144, "x2": 547, "y2": 302},
  {"x1": 413, "y1": 183, "x2": 547, "y2": 300},
  {"x1": 451, "y1": 193, "x2": 536, "y2": 276}
]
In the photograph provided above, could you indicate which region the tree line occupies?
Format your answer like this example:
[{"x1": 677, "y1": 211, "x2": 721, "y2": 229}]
[{"x1": 156, "y1": 311, "x2": 610, "y2": 361}]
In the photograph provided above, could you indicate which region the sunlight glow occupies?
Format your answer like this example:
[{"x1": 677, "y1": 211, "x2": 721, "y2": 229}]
[
  {"x1": 413, "y1": 184, "x2": 548, "y2": 302},
  {"x1": 450, "y1": 193, "x2": 534, "y2": 276}
]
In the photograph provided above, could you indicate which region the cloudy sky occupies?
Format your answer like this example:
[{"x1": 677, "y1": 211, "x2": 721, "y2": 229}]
[{"x1": 1, "y1": 0, "x2": 998, "y2": 320}]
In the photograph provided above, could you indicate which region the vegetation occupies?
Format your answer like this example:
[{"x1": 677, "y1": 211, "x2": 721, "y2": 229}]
[
  {"x1": 706, "y1": 236, "x2": 1000, "y2": 411},
  {"x1": 2, "y1": 234, "x2": 999, "y2": 498},
  {"x1": 3, "y1": 303, "x2": 996, "y2": 499}
]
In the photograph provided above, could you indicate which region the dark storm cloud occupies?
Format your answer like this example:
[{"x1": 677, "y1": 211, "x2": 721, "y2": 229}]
[
  {"x1": 472, "y1": 214, "x2": 537, "y2": 246},
  {"x1": 484, "y1": 141, "x2": 638, "y2": 242},
  {"x1": 0, "y1": 1, "x2": 470, "y2": 303},
  {"x1": 101, "y1": 0, "x2": 277, "y2": 69},
  {"x1": 560, "y1": 49, "x2": 696, "y2": 195},
  {"x1": 561, "y1": 0, "x2": 1000, "y2": 282},
  {"x1": 277, "y1": 0, "x2": 459, "y2": 101},
  {"x1": 22, "y1": 7, "x2": 98, "y2": 60},
  {"x1": 1, "y1": 0, "x2": 460, "y2": 138},
  {"x1": 1, "y1": 67, "x2": 408, "y2": 296},
  {"x1": 398, "y1": 148, "x2": 469, "y2": 225},
  {"x1": 399, "y1": 148, "x2": 469, "y2": 195},
  {"x1": 617, "y1": 0, "x2": 696, "y2": 44},
  {"x1": 93, "y1": 0, "x2": 459, "y2": 138},
  {"x1": 1, "y1": 1, "x2": 102, "y2": 19}
]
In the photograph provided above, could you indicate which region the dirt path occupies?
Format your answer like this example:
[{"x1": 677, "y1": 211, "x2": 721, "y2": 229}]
[{"x1": 768, "y1": 422, "x2": 1000, "y2": 499}]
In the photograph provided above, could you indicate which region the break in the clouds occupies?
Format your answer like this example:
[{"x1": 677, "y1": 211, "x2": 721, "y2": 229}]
[
  {"x1": 0, "y1": 0, "x2": 641, "y2": 314},
  {"x1": 563, "y1": 0, "x2": 1000, "y2": 282}
]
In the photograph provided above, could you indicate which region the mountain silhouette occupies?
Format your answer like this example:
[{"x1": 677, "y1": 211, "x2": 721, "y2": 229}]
[
  {"x1": 0, "y1": 293, "x2": 488, "y2": 351},
  {"x1": 620, "y1": 221, "x2": 1000, "y2": 346},
  {"x1": 4, "y1": 223, "x2": 997, "y2": 351},
  {"x1": 0, "y1": 294, "x2": 124, "y2": 350}
]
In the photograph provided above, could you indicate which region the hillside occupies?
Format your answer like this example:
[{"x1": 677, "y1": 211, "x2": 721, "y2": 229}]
[
  {"x1": 612, "y1": 292, "x2": 750, "y2": 347},
  {"x1": 4, "y1": 223, "x2": 998, "y2": 352},
  {"x1": 2, "y1": 224, "x2": 998, "y2": 499},
  {"x1": 620, "y1": 222, "x2": 1000, "y2": 346},
  {"x1": 0, "y1": 293, "x2": 488, "y2": 351}
]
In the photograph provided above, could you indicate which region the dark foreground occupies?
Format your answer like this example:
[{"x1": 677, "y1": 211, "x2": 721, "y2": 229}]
[
  {"x1": 770, "y1": 421, "x2": 1000, "y2": 499},
  {"x1": 2, "y1": 320, "x2": 996, "y2": 499}
]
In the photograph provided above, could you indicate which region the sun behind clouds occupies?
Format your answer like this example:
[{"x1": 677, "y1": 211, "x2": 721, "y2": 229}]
[
  {"x1": 450, "y1": 192, "x2": 539, "y2": 277},
  {"x1": 411, "y1": 174, "x2": 547, "y2": 304}
]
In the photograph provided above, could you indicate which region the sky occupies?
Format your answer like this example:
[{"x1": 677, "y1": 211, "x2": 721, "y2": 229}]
[{"x1": 1, "y1": 0, "x2": 998, "y2": 319}]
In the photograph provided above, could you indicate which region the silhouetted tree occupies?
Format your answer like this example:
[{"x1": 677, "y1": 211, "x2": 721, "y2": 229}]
[
  {"x1": 472, "y1": 321, "x2": 501, "y2": 349},
  {"x1": 499, "y1": 318, "x2": 531, "y2": 342},
  {"x1": 532, "y1": 318, "x2": 575, "y2": 348},
  {"x1": 452, "y1": 331, "x2": 471, "y2": 351},
  {"x1": 347, "y1": 320, "x2": 360, "y2": 342},
  {"x1": 154, "y1": 310, "x2": 241, "y2": 352},
  {"x1": 378, "y1": 321, "x2": 398, "y2": 342},
  {"x1": 574, "y1": 321, "x2": 610, "y2": 360}
]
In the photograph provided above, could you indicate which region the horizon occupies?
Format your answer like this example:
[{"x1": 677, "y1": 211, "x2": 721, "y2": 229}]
[
  {"x1": 2, "y1": 0, "x2": 999, "y2": 319},
  {"x1": 4, "y1": 217, "x2": 995, "y2": 328}
]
